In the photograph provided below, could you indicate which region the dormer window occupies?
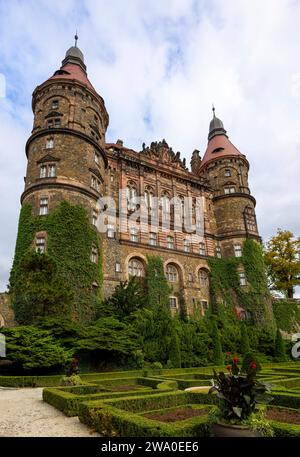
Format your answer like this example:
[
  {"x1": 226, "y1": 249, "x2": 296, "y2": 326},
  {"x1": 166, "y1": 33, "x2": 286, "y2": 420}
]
[
  {"x1": 52, "y1": 100, "x2": 59, "y2": 109},
  {"x1": 212, "y1": 147, "x2": 224, "y2": 153}
]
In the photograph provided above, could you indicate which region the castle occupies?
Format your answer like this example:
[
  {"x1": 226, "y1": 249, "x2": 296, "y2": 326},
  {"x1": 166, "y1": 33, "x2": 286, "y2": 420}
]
[{"x1": 9, "y1": 41, "x2": 264, "y2": 323}]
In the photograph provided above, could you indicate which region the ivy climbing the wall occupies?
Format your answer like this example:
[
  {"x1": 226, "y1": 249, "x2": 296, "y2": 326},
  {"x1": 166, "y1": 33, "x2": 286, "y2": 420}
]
[
  {"x1": 208, "y1": 239, "x2": 275, "y2": 331},
  {"x1": 10, "y1": 201, "x2": 102, "y2": 324}
]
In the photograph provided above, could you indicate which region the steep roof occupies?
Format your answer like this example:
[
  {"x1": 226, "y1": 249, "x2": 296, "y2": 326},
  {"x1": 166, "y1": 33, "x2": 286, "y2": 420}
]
[{"x1": 200, "y1": 110, "x2": 245, "y2": 168}]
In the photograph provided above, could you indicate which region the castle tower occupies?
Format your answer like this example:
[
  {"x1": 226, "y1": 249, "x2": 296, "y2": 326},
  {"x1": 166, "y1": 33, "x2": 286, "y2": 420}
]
[
  {"x1": 199, "y1": 108, "x2": 260, "y2": 257},
  {"x1": 10, "y1": 39, "x2": 109, "y2": 322}
]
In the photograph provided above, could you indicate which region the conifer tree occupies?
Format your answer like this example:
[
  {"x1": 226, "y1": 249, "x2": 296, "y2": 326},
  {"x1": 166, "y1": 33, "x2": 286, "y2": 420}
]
[
  {"x1": 211, "y1": 317, "x2": 224, "y2": 365},
  {"x1": 274, "y1": 328, "x2": 287, "y2": 361},
  {"x1": 241, "y1": 322, "x2": 250, "y2": 355}
]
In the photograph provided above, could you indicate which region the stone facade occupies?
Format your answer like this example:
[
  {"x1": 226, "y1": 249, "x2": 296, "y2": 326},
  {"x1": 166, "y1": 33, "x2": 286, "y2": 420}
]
[
  {"x1": 0, "y1": 294, "x2": 15, "y2": 327},
  {"x1": 13, "y1": 44, "x2": 262, "y2": 320}
]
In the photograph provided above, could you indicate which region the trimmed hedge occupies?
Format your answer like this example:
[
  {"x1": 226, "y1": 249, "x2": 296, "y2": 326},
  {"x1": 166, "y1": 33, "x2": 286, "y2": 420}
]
[
  {"x1": 0, "y1": 375, "x2": 63, "y2": 387},
  {"x1": 271, "y1": 391, "x2": 300, "y2": 409},
  {"x1": 43, "y1": 379, "x2": 177, "y2": 416},
  {"x1": 78, "y1": 391, "x2": 214, "y2": 437}
]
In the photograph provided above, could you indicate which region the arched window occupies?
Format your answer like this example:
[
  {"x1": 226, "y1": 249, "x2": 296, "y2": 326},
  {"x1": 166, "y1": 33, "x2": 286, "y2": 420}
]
[
  {"x1": 128, "y1": 258, "x2": 145, "y2": 277},
  {"x1": 198, "y1": 269, "x2": 209, "y2": 287},
  {"x1": 166, "y1": 264, "x2": 178, "y2": 282},
  {"x1": 144, "y1": 187, "x2": 155, "y2": 216},
  {"x1": 126, "y1": 182, "x2": 137, "y2": 211}
]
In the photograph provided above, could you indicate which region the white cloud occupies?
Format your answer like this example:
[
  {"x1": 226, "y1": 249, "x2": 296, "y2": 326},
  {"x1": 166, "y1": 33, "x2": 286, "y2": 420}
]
[{"x1": 0, "y1": 0, "x2": 300, "y2": 291}]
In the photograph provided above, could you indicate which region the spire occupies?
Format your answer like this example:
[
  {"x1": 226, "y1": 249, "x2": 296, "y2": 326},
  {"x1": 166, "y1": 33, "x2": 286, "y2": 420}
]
[
  {"x1": 208, "y1": 106, "x2": 228, "y2": 141},
  {"x1": 61, "y1": 35, "x2": 86, "y2": 73}
]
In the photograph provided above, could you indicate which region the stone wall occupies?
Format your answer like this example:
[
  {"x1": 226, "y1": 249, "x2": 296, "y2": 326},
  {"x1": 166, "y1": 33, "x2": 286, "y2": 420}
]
[{"x1": 0, "y1": 293, "x2": 15, "y2": 327}]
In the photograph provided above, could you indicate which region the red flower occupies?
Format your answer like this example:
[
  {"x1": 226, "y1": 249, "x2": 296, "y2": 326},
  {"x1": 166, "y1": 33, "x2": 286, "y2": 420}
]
[
  {"x1": 250, "y1": 362, "x2": 257, "y2": 370},
  {"x1": 232, "y1": 357, "x2": 239, "y2": 364},
  {"x1": 226, "y1": 365, "x2": 232, "y2": 371}
]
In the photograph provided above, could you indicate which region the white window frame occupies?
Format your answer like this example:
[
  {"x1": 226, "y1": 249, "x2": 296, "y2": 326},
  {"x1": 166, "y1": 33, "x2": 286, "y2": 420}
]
[
  {"x1": 239, "y1": 272, "x2": 247, "y2": 286},
  {"x1": 130, "y1": 227, "x2": 139, "y2": 243},
  {"x1": 128, "y1": 258, "x2": 144, "y2": 277},
  {"x1": 149, "y1": 232, "x2": 157, "y2": 246},
  {"x1": 35, "y1": 236, "x2": 46, "y2": 253},
  {"x1": 92, "y1": 209, "x2": 98, "y2": 226},
  {"x1": 52, "y1": 99, "x2": 59, "y2": 109},
  {"x1": 184, "y1": 239, "x2": 191, "y2": 253},
  {"x1": 107, "y1": 224, "x2": 115, "y2": 239},
  {"x1": 39, "y1": 198, "x2": 48, "y2": 216},
  {"x1": 199, "y1": 242, "x2": 206, "y2": 256},
  {"x1": 169, "y1": 296, "x2": 178, "y2": 309},
  {"x1": 115, "y1": 262, "x2": 121, "y2": 273},
  {"x1": 46, "y1": 138, "x2": 54, "y2": 149},
  {"x1": 167, "y1": 236, "x2": 174, "y2": 249},
  {"x1": 166, "y1": 264, "x2": 178, "y2": 282},
  {"x1": 234, "y1": 244, "x2": 242, "y2": 257},
  {"x1": 91, "y1": 246, "x2": 98, "y2": 263}
]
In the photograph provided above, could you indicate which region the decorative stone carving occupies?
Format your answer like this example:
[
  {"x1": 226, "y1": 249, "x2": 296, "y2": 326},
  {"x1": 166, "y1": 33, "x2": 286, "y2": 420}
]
[{"x1": 140, "y1": 140, "x2": 188, "y2": 170}]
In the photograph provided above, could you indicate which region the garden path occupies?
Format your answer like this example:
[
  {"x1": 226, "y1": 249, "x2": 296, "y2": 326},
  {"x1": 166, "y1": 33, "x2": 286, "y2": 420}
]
[{"x1": 0, "y1": 387, "x2": 100, "y2": 437}]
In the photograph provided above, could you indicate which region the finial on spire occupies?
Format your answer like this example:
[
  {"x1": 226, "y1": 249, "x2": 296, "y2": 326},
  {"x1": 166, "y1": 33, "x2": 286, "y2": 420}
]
[
  {"x1": 212, "y1": 104, "x2": 215, "y2": 117},
  {"x1": 74, "y1": 31, "x2": 78, "y2": 47}
]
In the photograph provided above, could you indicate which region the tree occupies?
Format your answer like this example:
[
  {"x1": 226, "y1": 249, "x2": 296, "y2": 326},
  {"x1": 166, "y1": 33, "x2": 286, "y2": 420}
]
[
  {"x1": 264, "y1": 229, "x2": 300, "y2": 298},
  {"x1": 12, "y1": 251, "x2": 73, "y2": 324},
  {"x1": 168, "y1": 328, "x2": 181, "y2": 368},
  {"x1": 274, "y1": 328, "x2": 287, "y2": 362},
  {"x1": 2, "y1": 326, "x2": 72, "y2": 370},
  {"x1": 98, "y1": 277, "x2": 145, "y2": 321},
  {"x1": 241, "y1": 323, "x2": 250, "y2": 355},
  {"x1": 211, "y1": 317, "x2": 224, "y2": 365}
]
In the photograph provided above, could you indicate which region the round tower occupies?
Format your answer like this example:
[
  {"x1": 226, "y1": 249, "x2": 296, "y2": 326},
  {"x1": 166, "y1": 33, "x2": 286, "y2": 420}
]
[
  {"x1": 199, "y1": 108, "x2": 260, "y2": 258},
  {"x1": 22, "y1": 41, "x2": 108, "y2": 214},
  {"x1": 11, "y1": 39, "x2": 109, "y2": 322}
]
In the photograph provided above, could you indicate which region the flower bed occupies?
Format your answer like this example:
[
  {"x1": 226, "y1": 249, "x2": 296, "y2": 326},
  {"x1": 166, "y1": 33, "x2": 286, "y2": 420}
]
[{"x1": 78, "y1": 391, "x2": 214, "y2": 437}]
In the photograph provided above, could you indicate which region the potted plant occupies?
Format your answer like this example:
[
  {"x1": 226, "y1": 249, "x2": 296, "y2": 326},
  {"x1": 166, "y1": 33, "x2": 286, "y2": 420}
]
[{"x1": 209, "y1": 356, "x2": 273, "y2": 437}]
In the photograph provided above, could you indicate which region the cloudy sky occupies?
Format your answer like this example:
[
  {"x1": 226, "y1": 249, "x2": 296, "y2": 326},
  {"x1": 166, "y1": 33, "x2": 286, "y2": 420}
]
[{"x1": 0, "y1": 0, "x2": 299, "y2": 292}]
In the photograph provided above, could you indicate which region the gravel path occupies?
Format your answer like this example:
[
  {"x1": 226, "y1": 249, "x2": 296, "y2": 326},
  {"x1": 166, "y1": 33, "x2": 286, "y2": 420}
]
[{"x1": 0, "y1": 387, "x2": 100, "y2": 437}]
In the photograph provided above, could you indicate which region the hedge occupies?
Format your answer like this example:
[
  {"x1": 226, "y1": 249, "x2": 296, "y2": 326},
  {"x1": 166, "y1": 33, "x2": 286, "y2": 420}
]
[
  {"x1": 271, "y1": 391, "x2": 300, "y2": 409},
  {"x1": 78, "y1": 391, "x2": 214, "y2": 437},
  {"x1": 43, "y1": 379, "x2": 177, "y2": 417},
  {"x1": 0, "y1": 375, "x2": 63, "y2": 387}
]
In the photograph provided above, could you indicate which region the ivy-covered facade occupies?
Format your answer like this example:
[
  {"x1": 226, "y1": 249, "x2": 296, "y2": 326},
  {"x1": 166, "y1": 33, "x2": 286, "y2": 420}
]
[{"x1": 8, "y1": 42, "x2": 274, "y2": 329}]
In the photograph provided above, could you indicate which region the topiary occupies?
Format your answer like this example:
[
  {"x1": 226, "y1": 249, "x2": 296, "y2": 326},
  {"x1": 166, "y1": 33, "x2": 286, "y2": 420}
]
[{"x1": 60, "y1": 374, "x2": 83, "y2": 386}]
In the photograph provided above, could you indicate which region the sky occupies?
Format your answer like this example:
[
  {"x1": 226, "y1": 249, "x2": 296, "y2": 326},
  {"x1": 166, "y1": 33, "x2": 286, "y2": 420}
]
[{"x1": 0, "y1": 0, "x2": 300, "y2": 292}]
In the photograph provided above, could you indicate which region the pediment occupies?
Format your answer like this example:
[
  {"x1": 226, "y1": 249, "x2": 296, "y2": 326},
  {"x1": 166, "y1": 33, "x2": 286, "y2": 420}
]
[
  {"x1": 37, "y1": 154, "x2": 60, "y2": 164},
  {"x1": 45, "y1": 111, "x2": 63, "y2": 119}
]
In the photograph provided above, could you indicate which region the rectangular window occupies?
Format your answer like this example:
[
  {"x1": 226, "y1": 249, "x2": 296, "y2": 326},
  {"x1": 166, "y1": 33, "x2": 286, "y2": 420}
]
[
  {"x1": 52, "y1": 100, "x2": 59, "y2": 109},
  {"x1": 167, "y1": 236, "x2": 174, "y2": 249},
  {"x1": 54, "y1": 119, "x2": 61, "y2": 128},
  {"x1": 47, "y1": 119, "x2": 54, "y2": 128},
  {"x1": 188, "y1": 273, "x2": 193, "y2": 282},
  {"x1": 115, "y1": 262, "x2": 121, "y2": 273},
  {"x1": 46, "y1": 138, "x2": 54, "y2": 149},
  {"x1": 91, "y1": 176, "x2": 100, "y2": 191},
  {"x1": 39, "y1": 198, "x2": 48, "y2": 215},
  {"x1": 234, "y1": 244, "x2": 242, "y2": 257},
  {"x1": 224, "y1": 169, "x2": 231, "y2": 177},
  {"x1": 35, "y1": 237, "x2": 45, "y2": 253},
  {"x1": 130, "y1": 228, "x2": 139, "y2": 243},
  {"x1": 224, "y1": 186, "x2": 235, "y2": 194},
  {"x1": 239, "y1": 272, "x2": 247, "y2": 286},
  {"x1": 48, "y1": 164, "x2": 56, "y2": 177},
  {"x1": 149, "y1": 232, "x2": 157, "y2": 246},
  {"x1": 169, "y1": 297, "x2": 178, "y2": 309},
  {"x1": 92, "y1": 209, "x2": 98, "y2": 226},
  {"x1": 91, "y1": 246, "x2": 98, "y2": 263},
  {"x1": 107, "y1": 224, "x2": 115, "y2": 238},
  {"x1": 95, "y1": 151, "x2": 100, "y2": 165},
  {"x1": 184, "y1": 239, "x2": 191, "y2": 253},
  {"x1": 201, "y1": 300, "x2": 209, "y2": 311},
  {"x1": 40, "y1": 165, "x2": 47, "y2": 178},
  {"x1": 199, "y1": 242, "x2": 206, "y2": 256},
  {"x1": 216, "y1": 246, "x2": 221, "y2": 258}
]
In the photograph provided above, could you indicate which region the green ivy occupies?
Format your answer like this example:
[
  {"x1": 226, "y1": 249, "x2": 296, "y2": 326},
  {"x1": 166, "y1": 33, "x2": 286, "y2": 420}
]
[
  {"x1": 10, "y1": 201, "x2": 102, "y2": 323},
  {"x1": 208, "y1": 239, "x2": 275, "y2": 330},
  {"x1": 272, "y1": 300, "x2": 300, "y2": 333}
]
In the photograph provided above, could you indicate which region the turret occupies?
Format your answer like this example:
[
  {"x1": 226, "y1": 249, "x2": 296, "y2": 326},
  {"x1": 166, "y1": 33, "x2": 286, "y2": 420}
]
[{"x1": 199, "y1": 108, "x2": 260, "y2": 257}]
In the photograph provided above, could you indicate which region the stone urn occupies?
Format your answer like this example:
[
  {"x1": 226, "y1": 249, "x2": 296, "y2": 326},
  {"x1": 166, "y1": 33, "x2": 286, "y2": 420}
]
[{"x1": 212, "y1": 422, "x2": 261, "y2": 437}]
